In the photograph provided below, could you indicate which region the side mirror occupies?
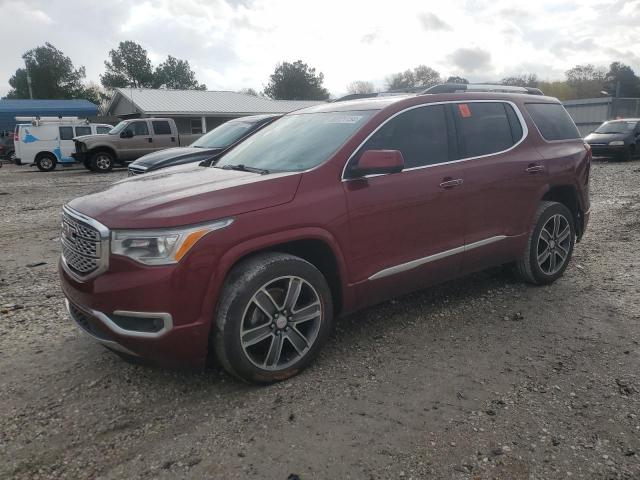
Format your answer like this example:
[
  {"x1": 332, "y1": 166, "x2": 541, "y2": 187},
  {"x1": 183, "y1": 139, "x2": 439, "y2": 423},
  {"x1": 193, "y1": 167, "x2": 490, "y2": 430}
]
[
  {"x1": 120, "y1": 130, "x2": 134, "y2": 139},
  {"x1": 350, "y1": 150, "x2": 404, "y2": 177}
]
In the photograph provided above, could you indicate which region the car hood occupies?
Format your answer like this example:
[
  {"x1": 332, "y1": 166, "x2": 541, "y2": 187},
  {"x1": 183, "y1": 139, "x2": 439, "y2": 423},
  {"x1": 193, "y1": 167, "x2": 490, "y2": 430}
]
[
  {"x1": 68, "y1": 164, "x2": 302, "y2": 229},
  {"x1": 584, "y1": 132, "x2": 628, "y2": 143},
  {"x1": 130, "y1": 147, "x2": 224, "y2": 171}
]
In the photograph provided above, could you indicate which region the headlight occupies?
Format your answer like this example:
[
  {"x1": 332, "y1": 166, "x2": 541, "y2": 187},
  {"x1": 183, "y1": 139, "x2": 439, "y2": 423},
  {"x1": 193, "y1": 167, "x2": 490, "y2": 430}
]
[
  {"x1": 111, "y1": 218, "x2": 233, "y2": 265},
  {"x1": 609, "y1": 140, "x2": 625, "y2": 146}
]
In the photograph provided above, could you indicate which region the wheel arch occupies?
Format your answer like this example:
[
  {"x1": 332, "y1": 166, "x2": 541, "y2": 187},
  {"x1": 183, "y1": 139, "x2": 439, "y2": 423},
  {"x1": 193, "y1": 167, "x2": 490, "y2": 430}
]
[
  {"x1": 541, "y1": 184, "x2": 585, "y2": 240},
  {"x1": 203, "y1": 228, "x2": 350, "y2": 329},
  {"x1": 34, "y1": 150, "x2": 57, "y2": 161},
  {"x1": 88, "y1": 145, "x2": 118, "y2": 160}
]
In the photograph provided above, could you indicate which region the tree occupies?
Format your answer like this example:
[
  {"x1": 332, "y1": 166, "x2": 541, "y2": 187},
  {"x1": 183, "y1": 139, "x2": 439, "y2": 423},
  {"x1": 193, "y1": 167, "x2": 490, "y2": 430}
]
[
  {"x1": 445, "y1": 76, "x2": 468, "y2": 84},
  {"x1": 537, "y1": 81, "x2": 576, "y2": 101},
  {"x1": 263, "y1": 60, "x2": 329, "y2": 100},
  {"x1": 603, "y1": 61, "x2": 640, "y2": 97},
  {"x1": 501, "y1": 74, "x2": 539, "y2": 87},
  {"x1": 565, "y1": 64, "x2": 606, "y2": 98},
  {"x1": 101, "y1": 41, "x2": 154, "y2": 89},
  {"x1": 346, "y1": 80, "x2": 375, "y2": 95},
  {"x1": 153, "y1": 55, "x2": 206, "y2": 90},
  {"x1": 5, "y1": 43, "x2": 89, "y2": 100},
  {"x1": 238, "y1": 87, "x2": 259, "y2": 96},
  {"x1": 386, "y1": 65, "x2": 441, "y2": 91}
]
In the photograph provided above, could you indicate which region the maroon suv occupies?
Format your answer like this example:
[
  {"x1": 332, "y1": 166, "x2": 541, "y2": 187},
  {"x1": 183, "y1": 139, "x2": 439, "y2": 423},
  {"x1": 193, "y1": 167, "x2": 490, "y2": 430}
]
[{"x1": 59, "y1": 91, "x2": 591, "y2": 383}]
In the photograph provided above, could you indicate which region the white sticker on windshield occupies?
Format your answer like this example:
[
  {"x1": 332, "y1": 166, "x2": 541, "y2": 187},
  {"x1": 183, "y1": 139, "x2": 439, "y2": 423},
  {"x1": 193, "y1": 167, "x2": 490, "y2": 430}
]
[{"x1": 325, "y1": 115, "x2": 364, "y2": 124}]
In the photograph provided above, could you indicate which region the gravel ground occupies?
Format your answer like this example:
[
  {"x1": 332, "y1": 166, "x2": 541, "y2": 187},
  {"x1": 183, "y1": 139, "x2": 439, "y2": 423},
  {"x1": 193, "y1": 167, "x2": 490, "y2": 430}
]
[{"x1": 0, "y1": 160, "x2": 638, "y2": 480}]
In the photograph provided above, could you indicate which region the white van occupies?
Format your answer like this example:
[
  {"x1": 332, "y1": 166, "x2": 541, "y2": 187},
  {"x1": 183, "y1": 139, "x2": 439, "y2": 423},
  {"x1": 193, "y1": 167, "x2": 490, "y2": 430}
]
[{"x1": 14, "y1": 117, "x2": 113, "y2": 171}]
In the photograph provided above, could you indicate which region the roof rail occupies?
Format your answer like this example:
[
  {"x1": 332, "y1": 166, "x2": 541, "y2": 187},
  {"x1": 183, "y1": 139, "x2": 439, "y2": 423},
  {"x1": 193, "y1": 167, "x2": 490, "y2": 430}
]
[{"x1": 421, "y1": 83, "x2": 544, "y2": 96}]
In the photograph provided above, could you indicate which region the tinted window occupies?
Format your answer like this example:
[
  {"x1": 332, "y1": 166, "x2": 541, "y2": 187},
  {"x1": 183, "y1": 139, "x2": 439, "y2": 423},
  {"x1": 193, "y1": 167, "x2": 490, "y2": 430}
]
[
  {"x1": 125, "y1": 121, "x2": 149, "y2": 136},
  {"x1": 96, "y1": 126, "x2": 111, "y2": 134},
  {"x1": 152, "y1": 120, "x2": 172, "y2": 135},
  {"x1": 59, "y1": 126, "x2": 74, "y2": 140},
  {"x1": 454, "y1": 102, "x2": 517, "y2": 158},
  {"x1": 191, "y1": 120, "x2": 254, "y2": 148},
  {"x1": 359, "y1": 105, "x2": 449, "y2": 168},
  {"x1": 75, "y1": 126, "x2": 91, "y2": 136},
  {"x1": 526, "y1": 103, "x2": 580, "y2": 141}
]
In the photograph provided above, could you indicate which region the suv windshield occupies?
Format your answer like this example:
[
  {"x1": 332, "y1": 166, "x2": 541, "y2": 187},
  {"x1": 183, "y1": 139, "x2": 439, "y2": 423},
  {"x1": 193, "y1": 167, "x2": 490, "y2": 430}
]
[
  {"x1": 191, "y1": 120, "x2": 255, "y2": 149},
  {"x1": 109, "y1": 121, "x2": 129, "y2": 135},
  {"x1": 215, "y1": 111, "x2": 375, "y2": 172},
  {"x1": 594, "y1": 121, "x2": 637, "y2": 134}
]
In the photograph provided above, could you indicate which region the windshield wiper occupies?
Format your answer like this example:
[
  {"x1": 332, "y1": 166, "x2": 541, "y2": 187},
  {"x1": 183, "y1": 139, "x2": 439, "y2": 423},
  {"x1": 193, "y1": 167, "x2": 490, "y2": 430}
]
[{"x1": 217, "y1": 164, "x2": 270, "y2": 174}]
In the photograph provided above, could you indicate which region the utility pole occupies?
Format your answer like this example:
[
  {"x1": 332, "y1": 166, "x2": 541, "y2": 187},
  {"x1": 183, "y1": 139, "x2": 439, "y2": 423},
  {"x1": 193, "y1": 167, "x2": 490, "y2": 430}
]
[{"x1": 25, "y1": 60, "x2": 34, "y2": 99}]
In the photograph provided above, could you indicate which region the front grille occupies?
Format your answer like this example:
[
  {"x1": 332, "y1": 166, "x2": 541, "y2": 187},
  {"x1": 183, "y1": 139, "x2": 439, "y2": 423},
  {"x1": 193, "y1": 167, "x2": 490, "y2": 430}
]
[{"x1": 61, "y1": 209, "x2": 106, "y2": 278}]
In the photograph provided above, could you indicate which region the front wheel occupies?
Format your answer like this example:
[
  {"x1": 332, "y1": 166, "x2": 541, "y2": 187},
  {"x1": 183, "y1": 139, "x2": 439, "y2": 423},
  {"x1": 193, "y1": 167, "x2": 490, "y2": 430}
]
[
  {"x1": 90, "y1": 151, "x2": 114, "y2": 173},
  {"x1": 82, "y1": 159, "x2": 94, "y2": 171},
  {"x1": 214, "y1": 253, "x2": 334, "y2": 384},
  {"x1": 516, "y1": 201, "x2": 575, "y2": 285},
  {"x1": 36, "y1": 154, "x2": 57, "y2": 172}
]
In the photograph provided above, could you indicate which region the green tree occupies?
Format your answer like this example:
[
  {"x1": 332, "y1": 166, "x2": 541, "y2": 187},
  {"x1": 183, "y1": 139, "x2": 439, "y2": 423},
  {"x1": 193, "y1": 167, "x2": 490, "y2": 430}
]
[
  {"x1": 386, "y1": 65, "x2": 441, "y2": 91},
  {"x1": 603, "y1": 61, "x2": 640, "y2": 97},
  {"x1": 263, "y1": 60, "x2": 329, "y2": 100},
  {"x1": 537, "y1": 81, "x2": 576, "y2": 101},
  {"x1": 153, "y1": 55, "x2": 206, "y2": 90},
  {"x1": 238, "y1": 88, "x2": 259, "y2": 96},
  {"x1": 101, "y1": 41, "x2": 154, "y2": 89},
  {"x1": 346, "y1": 80, "x2": 375, "y2": 94},
  {"x1": 501, "y1": 74, "x2": 539, "y2": 87},
  {"x1": 5, "y1": 43, "x2": 89, "y2": 100},
  {"x1": 445, "y1": 76, "x2": 468, "y2": 84},
  {"x1": 565, "y1": 64, "x2": 606, "y2": 98}
]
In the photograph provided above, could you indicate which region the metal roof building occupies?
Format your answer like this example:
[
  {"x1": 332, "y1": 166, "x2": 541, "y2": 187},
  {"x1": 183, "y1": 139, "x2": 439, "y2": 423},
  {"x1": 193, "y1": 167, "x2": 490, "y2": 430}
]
[
  {"x1": 106, "y1": 88, "x2": 324, "y2": 136},
  {"x1": 0, "y1": 99, "x2": 98, "y2": 133},
  {"x1": 564, "y1": 97, "x2": 640, "y2": 136}
]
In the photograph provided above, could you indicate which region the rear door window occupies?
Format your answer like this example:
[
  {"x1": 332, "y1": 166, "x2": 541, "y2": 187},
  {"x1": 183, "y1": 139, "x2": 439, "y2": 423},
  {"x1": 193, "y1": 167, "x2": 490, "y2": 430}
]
[
  {"x1": 525, "y1": 103, "x2": 580, "y2": 141},
  {"x1": 152, "y1": 120, "x2": 172, "y2": 135},
  {"x1": 357, "y1": 104, "x2": 450, "y2": 169},
  {"x1": 453, "y1": 102, "x2": 520, "y2": 158},
  {"x1": 75, "y1": 126, "x2": 91, "y2": 136},
  {"x1": 59, "y1": 126, "x2": 74, "y2": 140}
]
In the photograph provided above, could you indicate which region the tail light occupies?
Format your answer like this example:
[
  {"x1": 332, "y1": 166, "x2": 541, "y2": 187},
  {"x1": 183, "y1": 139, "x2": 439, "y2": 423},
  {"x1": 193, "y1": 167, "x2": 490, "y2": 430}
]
[{"x1": 13, "y1": 127, "x2": 19, "y2": 142}]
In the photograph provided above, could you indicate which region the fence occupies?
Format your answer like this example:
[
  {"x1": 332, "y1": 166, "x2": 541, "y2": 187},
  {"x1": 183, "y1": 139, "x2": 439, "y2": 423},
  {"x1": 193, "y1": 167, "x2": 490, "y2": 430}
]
[{"x1": 563, "y1": 97, "x2": 640, "y2": 137}]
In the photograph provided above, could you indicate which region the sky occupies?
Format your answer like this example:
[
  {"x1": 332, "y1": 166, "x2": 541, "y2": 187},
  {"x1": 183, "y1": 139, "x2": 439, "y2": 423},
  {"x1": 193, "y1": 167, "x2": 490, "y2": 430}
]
[{"x1": 1, "y1": 0, "x2": 639, "y2": 98}]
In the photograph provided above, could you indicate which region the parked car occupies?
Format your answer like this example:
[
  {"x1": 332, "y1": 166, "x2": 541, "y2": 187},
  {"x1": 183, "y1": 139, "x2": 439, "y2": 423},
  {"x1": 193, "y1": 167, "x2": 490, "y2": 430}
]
[
  {"x1": 73, "y1": 118, "x2": 193, "y2": 172},
  {"x1": 128, "y1": 114, "x2": 280, "y2": 175},
  {"x1": 584, "y1": 118, "x2": 640, "y2": 161},
  {"x1": 59, "y1": 89, "x2": 591, "y2": 384},
  {"x1": 13, "y1": 117, "x2": 113, "y2": 171},
  {"x1": 0, "y1": 132, "x2": 15, "y2": 163}
]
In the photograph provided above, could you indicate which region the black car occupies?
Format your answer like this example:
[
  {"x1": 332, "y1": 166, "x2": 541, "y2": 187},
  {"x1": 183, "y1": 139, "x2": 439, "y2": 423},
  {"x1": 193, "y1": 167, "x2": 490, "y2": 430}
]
[
  {"x1": 127, "y1": 114, "x2": 281, "y2": 175},
  {"x1": 0, "y1": 133, "x2": 15, "y2": 162},
  {"x1": 584, "y1": 118, "x2": 640, "y2": 161}
]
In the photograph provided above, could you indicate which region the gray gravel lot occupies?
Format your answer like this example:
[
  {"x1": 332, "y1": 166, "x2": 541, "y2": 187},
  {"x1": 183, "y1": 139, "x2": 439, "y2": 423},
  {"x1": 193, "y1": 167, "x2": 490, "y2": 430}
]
[{"x1": 0, "y1": 160, "x2": 639, "y2": 479}]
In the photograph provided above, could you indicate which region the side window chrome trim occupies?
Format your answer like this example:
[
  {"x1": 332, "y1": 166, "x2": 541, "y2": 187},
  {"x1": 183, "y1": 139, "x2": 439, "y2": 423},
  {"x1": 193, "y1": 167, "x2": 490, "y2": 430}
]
[{"x1": 341, "y1": 99, "x2": 529, "y2": 181}]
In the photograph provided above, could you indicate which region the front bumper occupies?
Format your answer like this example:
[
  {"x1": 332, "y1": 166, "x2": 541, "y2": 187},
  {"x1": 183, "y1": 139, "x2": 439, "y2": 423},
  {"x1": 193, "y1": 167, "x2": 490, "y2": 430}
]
[
  {"x1": 588, "y1": 144, "x2": 626, "y2": 157},
  {"x1": 59, "y1": 256, "x2": 216, "y2": 368}
]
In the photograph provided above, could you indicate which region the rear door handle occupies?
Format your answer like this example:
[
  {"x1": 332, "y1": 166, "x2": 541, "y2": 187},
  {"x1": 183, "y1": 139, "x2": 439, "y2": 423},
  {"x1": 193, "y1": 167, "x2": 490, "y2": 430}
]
[
  {"x1": 526, "y1": 164, "x2": 544, "y2": 173},
  {"x1": 439, "y1": 178, "x2": 463, "y2": 189}
]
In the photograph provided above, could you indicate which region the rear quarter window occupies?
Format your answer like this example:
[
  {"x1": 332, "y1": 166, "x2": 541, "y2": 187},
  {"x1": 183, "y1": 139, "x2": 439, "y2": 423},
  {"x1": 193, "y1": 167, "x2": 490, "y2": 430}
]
[
  {"x1": 525, "y1": 103, "x2": 580, "y2": 141},
  {"x1": 453, "y1": 102, "x2": 522, "y2": 158}
]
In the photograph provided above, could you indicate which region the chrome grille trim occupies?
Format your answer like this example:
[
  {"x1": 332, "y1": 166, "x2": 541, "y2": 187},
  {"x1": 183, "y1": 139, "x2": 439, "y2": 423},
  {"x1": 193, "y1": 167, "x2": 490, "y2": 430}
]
[{"x1": 60, "y1": 206, "x2": 110, "y2": 282}]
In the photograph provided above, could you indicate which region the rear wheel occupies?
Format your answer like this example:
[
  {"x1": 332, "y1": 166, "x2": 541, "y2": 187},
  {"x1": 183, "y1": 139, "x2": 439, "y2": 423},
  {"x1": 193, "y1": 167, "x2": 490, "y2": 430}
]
[
  {"x1": 516, "y1": 201, "x2": 575, "y2": 285},
  {"x1": 35, "y1": 153, "x2": 57, "y2": 172},
  {"x1": 214, "y1": 253, "x2": 334, "y2": 384},
  {"x1": 90, "y1": 151, "x2": 114, "y2": 173}
]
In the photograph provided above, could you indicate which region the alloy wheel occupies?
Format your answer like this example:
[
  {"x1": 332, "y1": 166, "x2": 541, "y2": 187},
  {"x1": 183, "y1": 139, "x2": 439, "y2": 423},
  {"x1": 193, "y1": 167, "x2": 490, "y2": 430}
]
[
  {"x1": 239, "y1": 276, "x2": 323, "y2": 371},
  {"x1": 536, "y1": 213, "x2": 571, "y2": 275},
  {"x1": 40, "y1": 157, "x2": 53, "y2": 170},
  {"x1": 95, "y1": 155, "x2": 111, "y2": 170}
]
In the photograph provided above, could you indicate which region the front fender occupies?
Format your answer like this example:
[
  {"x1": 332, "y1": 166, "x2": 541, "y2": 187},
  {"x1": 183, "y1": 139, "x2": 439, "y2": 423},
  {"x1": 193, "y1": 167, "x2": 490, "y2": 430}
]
[{"x1": 198, "y1": 226, "x2": 353, "y2": 332}]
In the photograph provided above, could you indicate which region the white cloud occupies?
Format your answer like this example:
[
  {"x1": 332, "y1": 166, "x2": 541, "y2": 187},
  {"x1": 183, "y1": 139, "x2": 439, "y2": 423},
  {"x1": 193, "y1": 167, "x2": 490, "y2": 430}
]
[{"x1": 0, "y1": 0, "x2": 639, "y2": 97}]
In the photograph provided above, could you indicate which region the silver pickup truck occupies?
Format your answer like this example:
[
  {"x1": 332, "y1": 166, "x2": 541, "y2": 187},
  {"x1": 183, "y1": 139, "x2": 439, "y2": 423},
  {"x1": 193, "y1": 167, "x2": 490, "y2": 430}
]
[{"x1": 72, "y1": 118, "x2": 199, "y2": 172}]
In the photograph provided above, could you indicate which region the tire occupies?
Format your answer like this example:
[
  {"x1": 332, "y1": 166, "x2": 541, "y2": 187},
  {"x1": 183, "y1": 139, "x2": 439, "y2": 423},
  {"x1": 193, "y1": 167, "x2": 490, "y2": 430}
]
[
  {"x1": 35, "y1": 153, "x2": 57, "y2": 172},
  {"x1": 90, "y1": 151, "x2": 114, "y2": 173},
  {"x1": 214, "y1": 252, "x2": 334, "y2": 384},
  {"x1": 516, "y1": 201, "x2": 575, "y2": 285}
]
